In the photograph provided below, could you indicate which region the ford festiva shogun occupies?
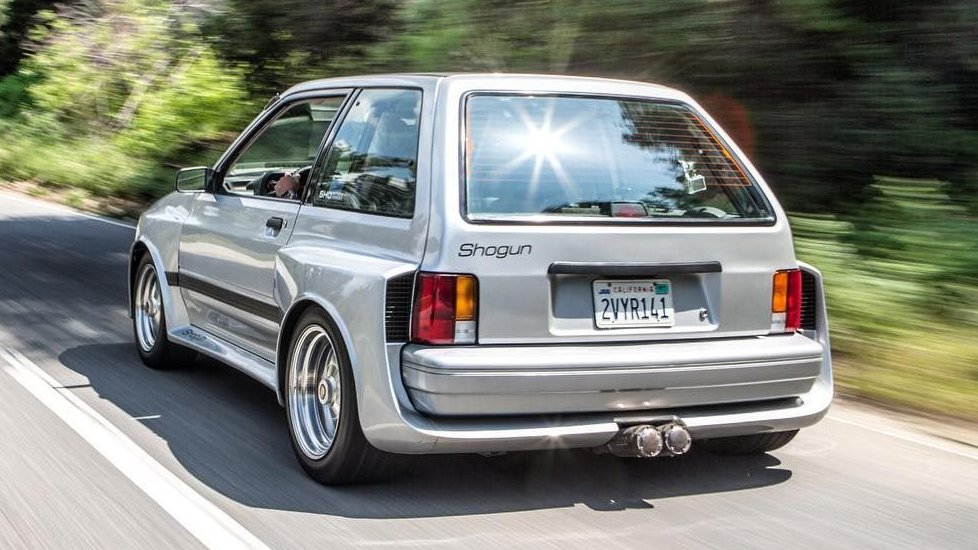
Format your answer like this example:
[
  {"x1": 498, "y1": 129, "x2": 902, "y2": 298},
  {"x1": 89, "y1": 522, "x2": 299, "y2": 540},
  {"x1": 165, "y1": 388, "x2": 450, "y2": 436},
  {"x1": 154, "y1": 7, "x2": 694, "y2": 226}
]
[{"x1": 130, "y1": 74, "x2": 832, "y2": 484}]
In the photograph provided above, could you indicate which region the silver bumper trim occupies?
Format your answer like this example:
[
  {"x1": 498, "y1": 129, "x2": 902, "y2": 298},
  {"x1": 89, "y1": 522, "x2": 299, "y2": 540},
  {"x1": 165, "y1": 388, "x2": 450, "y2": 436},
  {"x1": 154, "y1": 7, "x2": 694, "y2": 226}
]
[{"x1": 402, "y1": 334, "x2": 824, "y2": 416}]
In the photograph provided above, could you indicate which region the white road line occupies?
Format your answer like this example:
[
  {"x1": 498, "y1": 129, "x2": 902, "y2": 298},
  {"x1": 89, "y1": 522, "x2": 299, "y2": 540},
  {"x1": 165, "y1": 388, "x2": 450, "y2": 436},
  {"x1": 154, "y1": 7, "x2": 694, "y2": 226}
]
[
  {"x1": 825, "y1": 413, "x2": 978, "y2": 462},
  {"x1": 0, "y1": 347, "x2": 272, "y2": 550},
  {"x1": 0, "y1": 191, "x2": 137, "y2": 229}
]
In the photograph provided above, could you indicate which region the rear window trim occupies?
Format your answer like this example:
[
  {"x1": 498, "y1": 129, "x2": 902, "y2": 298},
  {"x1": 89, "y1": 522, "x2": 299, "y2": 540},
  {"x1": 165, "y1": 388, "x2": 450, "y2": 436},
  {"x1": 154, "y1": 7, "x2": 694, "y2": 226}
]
[{"x1": 457, "y1": 90, "x2": 777, "y2": 227}]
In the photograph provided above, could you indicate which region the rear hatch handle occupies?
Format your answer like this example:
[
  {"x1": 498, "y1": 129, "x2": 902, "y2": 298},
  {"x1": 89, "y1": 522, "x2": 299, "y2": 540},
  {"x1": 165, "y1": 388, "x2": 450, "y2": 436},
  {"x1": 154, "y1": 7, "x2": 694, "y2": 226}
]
[{"x1": 548, "y1": 261, "x2": 722, "y2": 276}]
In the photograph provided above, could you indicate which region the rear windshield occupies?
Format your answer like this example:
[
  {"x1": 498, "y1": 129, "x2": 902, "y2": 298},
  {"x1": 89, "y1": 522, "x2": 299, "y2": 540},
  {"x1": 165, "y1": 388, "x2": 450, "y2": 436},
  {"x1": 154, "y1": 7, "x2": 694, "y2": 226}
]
[{"x1": 464, "y1": 95, "x2": 773, "y2": 222}]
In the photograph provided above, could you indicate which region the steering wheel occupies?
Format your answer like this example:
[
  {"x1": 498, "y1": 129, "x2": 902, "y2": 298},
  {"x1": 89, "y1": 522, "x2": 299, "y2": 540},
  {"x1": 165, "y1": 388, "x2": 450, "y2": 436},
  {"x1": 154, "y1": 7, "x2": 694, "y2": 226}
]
[{"x1": 252, "y1": 171, "x2": 283, "y2": 196}]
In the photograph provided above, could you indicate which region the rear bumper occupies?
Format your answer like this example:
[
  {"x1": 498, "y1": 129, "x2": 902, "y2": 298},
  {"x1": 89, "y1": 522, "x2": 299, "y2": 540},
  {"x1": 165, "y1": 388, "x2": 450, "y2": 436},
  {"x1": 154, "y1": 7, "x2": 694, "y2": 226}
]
[
  {"x1": 402, "y1": 334, "x2": 823, "y2": 416},
  {"x1": 368, "y1": 361, "x2": 831, "y2": 454},
  {"x1": 357, "y1": 262, "x2": 833, "y2": 454}
]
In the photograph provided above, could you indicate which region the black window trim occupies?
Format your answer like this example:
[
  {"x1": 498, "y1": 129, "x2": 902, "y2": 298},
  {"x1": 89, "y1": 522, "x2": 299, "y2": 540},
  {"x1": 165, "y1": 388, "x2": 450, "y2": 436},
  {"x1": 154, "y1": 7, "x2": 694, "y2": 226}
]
[
  {"x1": 457, "y1": 90, "x2": 778, "y2": 227},
  {"x1": 305, "y1": 85, "x2": 425, "y2": 220},
  {"x1": 210, "y1": 88, "x2": 355, "y2": 203}
]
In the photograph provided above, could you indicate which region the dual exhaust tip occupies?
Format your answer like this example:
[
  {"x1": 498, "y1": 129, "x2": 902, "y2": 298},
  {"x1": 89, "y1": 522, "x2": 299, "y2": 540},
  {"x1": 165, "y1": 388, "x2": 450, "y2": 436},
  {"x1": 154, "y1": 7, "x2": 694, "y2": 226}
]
[{"x1": 606, "y1": 422, "x2": 692, "y2": 458}]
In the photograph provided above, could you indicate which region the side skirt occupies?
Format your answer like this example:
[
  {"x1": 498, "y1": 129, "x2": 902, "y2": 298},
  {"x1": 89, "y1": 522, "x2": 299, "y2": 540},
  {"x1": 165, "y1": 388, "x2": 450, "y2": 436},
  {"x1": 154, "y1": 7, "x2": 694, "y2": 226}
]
[{"x1": 167, "y1": 324, "x2": 278, "y2": 394}]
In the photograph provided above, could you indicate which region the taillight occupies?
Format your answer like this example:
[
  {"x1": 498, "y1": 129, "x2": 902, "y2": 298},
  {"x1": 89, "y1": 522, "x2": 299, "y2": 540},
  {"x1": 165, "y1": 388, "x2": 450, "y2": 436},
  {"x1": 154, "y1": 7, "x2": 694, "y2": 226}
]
[
  {"x1": 771, "y1": 269, "x2": 802, "y2": 333},
  {"x1": 411, "y1": 273, "x2": 478, "y2": 345}
]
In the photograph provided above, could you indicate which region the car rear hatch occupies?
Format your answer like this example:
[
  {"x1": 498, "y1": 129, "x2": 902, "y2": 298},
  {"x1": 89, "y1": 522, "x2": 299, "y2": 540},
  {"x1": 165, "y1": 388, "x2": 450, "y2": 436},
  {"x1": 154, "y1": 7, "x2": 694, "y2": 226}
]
[
  {"x1": 433, "y1": 93, "x2": 795, "y2": 345},
  {"x1": 457, "y1": 226, "x2": 793, "y2": 345}
]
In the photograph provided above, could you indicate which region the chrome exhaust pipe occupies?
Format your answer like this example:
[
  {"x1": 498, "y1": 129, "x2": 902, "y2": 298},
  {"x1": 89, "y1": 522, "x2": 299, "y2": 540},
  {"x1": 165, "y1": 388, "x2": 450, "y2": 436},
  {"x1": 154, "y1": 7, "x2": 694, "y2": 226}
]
[
  {"x1": 606, "y1": 425, "x2": 663, "y2": 458},
  {"x1": 604, "y1": 421, "x2": 692, "y2": 458},
  {"x1": 659, "y1": 422, "x2": 692, "y2": 456}
]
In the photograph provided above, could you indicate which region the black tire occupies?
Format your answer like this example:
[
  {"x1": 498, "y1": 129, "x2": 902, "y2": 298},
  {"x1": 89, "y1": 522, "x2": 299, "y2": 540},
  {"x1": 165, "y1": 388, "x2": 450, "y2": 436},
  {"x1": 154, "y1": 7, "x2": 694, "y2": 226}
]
[
  {"x1": 284, "y1": 308, "x2": 404, "y2": 485},
  {"x1": 699, "y1": 430, "x2": 799, "y2": 455},
  {"x1": 132, "y1": 254, "x2": 195, "y2": 370}
]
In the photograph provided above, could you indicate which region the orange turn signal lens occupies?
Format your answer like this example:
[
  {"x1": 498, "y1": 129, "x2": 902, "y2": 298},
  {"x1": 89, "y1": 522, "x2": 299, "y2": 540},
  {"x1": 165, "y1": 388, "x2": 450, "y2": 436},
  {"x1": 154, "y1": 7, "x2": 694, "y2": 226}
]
[
  {"x1": 455, "y1": 275, "x2": 477, "y2": 321},
  {"x1": 772, "y1": 271, "x2": 789, "y2": 313}
]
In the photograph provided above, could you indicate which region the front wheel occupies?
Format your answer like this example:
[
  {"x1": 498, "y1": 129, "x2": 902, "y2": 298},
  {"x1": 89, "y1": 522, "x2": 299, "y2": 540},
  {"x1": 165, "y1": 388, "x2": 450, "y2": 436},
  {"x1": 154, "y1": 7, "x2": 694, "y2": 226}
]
[
  {"x1": 132, "y1": 255, "x2": 194, "y2": 369},
  {"x1": 699, "y1": 430, "x2": 799, "y2": 455},
  {"x1": 284, "y1": 308, "x2": 403, "y2": 485}
]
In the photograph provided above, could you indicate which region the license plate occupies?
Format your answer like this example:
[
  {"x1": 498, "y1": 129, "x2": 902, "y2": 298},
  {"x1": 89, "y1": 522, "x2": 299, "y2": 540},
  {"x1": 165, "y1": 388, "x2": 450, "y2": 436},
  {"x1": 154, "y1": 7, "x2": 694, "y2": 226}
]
[{"x1": 592, "y1": 279, "x2": 675, "y2": 328}]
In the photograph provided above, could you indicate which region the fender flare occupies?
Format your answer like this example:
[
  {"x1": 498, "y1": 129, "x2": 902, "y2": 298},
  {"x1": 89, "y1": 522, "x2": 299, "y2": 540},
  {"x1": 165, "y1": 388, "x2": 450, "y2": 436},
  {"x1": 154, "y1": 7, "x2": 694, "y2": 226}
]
[
  {"x1": 128, "y1": 238, "x2": 178, "y2": 323},
  {"x1": 275, "y1": 294, "x2": 360, "y2": 407}
]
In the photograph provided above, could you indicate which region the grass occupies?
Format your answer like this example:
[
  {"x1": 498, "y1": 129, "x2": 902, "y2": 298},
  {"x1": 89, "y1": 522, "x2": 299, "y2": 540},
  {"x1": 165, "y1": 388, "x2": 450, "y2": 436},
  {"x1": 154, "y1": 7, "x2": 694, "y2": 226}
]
[
  {"x1": 63, "y1": 189, "x2": 87, "y2": 209},
  {"x1": 832, "y1": 328, "x2": 978, "y2": 420},
  {"x1": 792, "y1": 189, "x2": 978, "y2": 421}
]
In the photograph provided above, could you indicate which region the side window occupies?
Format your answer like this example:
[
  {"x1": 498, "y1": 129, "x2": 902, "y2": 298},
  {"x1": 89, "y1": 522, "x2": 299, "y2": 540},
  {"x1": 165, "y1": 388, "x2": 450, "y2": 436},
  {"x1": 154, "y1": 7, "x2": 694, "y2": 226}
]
[
  {"x1": 312, "y1": 89, "x2": 422, "y2": 217},
  {"x1": 223, "y1": 96, "x2": 346, "y2": 199}
]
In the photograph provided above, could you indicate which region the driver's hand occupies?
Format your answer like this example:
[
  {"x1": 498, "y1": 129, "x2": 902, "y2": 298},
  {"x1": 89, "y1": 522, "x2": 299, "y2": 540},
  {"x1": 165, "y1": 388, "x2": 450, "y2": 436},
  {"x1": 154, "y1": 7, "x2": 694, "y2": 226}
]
[{"x1": 273, "y1": 172, "x2": 298, "y2": 197}]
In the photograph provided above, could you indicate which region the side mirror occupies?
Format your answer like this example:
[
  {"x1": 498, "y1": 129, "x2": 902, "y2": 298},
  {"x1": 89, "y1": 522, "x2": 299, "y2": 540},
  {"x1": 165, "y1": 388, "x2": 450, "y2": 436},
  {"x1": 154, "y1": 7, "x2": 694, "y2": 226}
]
[{"x1": 175, "y1": 166, "x2": 215, "y2": 193}]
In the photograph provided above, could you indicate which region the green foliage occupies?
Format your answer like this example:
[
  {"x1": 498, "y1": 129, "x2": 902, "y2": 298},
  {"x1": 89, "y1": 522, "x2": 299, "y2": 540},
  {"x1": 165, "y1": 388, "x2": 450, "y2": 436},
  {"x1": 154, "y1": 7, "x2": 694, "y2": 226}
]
[
  {"x1": 376, "y1": 0, "x2": 586, "y2": 72},
  {"x1": 114, "y1": 49, "x2": 249, "y2": 160},
  {"x1": 369, "y1": 0, "x2": 978, "y2": 215},
  {"x1": 0, "y1": 0, "x2": 60, "y2": 76},
  {"x1": 4, "y1": 0, "x2": 977, "y2": 208},
  {"x1": 0, "y1": 0, "x2": 253, "y2": 199},
  {"x1": 0, "y1": 70, "x2": 33, "y2": 116},
  {"x1": 205, "y1": 0, "x2": 400, "y2": 95},
  {"x1": 792, "y1": 178, "x2": 978, "y2": 418}
]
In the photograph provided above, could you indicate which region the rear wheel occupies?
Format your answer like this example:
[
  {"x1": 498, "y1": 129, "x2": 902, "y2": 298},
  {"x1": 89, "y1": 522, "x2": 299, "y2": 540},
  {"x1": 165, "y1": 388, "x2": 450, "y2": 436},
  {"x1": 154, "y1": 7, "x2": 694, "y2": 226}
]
[
  {"x1": 699, "y1": 430, "x2": 799, "y2": 455},
  {"x1": 284, "y1": 308, "x2": 403, "y2": 485},
  {"x1": 132, "y1": 255, "x2": 194, "y2": 369}
]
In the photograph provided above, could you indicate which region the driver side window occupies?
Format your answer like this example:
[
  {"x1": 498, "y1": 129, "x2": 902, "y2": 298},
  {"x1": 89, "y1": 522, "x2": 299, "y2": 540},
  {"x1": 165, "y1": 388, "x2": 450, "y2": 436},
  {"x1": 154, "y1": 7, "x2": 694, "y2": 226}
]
[{"x1": 223, "y1": 96, "x2": 346, "y2": 199}]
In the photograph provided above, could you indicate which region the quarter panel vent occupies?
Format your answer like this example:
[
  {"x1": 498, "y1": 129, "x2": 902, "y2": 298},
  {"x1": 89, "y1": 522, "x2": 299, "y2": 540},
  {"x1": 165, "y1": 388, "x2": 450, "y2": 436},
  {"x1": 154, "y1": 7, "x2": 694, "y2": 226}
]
[
  {"x1": 385, "y1": 273, "x2": 415, "y2": 342},
  {"x1": 800, "y1": 270, "x2": 817, "y2": 331}
]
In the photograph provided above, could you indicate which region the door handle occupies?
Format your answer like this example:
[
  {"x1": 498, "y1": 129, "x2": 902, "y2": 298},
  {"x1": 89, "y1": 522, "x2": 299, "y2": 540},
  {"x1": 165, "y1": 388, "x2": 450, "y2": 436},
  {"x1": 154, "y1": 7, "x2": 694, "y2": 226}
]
[{"x1": 266, "y1": 217, "x2": 285, "y2": 231}]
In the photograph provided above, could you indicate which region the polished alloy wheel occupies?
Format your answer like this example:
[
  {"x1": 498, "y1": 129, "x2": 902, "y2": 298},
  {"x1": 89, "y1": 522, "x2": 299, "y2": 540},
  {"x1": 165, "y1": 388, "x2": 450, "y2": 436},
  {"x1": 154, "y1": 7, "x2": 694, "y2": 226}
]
[
  {"x1": 288, "y1": 324, "x2": 342, "y2": 460},
  {"x1": 134, "y1": 264, "x2": 162, "y2": 352}
]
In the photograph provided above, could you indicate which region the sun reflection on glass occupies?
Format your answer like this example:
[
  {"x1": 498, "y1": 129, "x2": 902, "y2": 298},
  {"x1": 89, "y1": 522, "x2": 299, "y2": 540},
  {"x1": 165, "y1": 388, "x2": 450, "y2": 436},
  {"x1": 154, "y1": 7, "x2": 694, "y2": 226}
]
[
  {"x1": 488, "y1": 100, "x2": 589, "y2": 210},
  {"x1": 524, "y1": 126, "x2": 563, "y2": 157}
]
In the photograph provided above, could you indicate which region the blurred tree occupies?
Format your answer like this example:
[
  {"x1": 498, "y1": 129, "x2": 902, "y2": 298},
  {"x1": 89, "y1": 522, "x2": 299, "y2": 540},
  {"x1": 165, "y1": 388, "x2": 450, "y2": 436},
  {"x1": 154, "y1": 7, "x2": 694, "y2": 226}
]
[
  {"x1": 204, "y1": 0, "x2": 400, "y2": 95},
  {"x1": 844, "y1": 177, "x2": 978, "y2": 322},
  {"x1": 0, "y1": 0, "x2": 63, "y2": 77},
  {"x1": 0, "y1": 0, "x2": 251, "y2": 198},
  {"x1": 2, "y1": 0, "x2": 978, "y2": 213},
  {"x1": 369, "y1": 0, "x2": 978, "y2": 213}
]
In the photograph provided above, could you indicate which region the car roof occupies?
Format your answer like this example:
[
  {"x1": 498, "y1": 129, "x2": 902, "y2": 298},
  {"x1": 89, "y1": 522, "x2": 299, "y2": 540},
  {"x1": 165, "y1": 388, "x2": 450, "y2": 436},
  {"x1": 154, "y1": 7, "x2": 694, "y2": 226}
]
[{"x1": 282, "y1": 73, "x2": 686, "y2": 100}]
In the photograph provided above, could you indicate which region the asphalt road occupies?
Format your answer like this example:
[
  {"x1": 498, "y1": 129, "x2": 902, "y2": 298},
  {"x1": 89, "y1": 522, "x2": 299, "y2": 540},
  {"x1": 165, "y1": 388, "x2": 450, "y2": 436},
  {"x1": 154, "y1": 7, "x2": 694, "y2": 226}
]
[{"x1": 0, "y1": 192, "x2": 976, "y2": 550}]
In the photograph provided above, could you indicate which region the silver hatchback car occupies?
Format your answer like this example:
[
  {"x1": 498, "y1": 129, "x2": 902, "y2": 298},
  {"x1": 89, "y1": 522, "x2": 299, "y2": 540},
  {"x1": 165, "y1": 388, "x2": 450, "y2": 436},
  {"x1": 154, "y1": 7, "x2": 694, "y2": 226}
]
[{"x1": 130, "y1": 73, "x2": 832, "y2": 484}]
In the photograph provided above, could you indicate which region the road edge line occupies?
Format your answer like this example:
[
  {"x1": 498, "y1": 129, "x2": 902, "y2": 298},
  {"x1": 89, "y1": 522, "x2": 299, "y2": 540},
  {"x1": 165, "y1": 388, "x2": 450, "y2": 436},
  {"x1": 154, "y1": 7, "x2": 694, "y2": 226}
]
[
  {"x1": 0, "y1": 347, "x2": 272, "y2": 550},
  {"x1": 825, "y1": 413, "x2": 978, "y2": 462},
  {"x1": 0, "y1": 190, "x2": 137, "y2": 230}
]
